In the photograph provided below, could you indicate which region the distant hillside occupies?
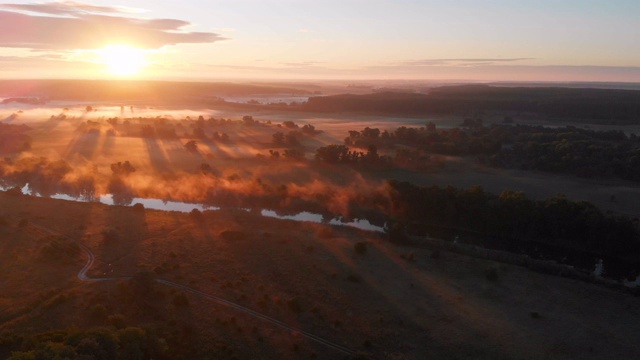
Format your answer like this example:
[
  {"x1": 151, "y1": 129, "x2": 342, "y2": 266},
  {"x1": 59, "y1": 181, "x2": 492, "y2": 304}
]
[
  {"x1": 0, "y1": 79, "x2": 310, "y2": 103},
  {"x1": 302, "y1": 85, "x2": 640, "y2": 122}
]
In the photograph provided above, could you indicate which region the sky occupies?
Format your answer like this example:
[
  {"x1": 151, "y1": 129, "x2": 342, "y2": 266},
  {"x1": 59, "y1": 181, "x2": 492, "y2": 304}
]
[{"x1": 0, "y1": 0, "x2": 638, "y2": 82}]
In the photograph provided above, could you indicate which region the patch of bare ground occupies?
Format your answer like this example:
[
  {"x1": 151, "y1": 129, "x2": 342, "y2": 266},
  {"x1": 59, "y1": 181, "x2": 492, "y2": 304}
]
[{"x1": 1, "y1": 192, "x2": 640, "y2": 359}]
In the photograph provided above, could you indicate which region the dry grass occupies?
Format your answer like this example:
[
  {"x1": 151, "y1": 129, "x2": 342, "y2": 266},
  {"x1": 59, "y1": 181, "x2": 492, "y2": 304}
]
[{"x1": 1, "y1": 192, "x2": 640, "y2": 359}]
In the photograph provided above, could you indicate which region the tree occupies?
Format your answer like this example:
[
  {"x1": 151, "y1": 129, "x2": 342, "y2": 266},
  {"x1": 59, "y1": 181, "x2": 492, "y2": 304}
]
[
  {"x1": 272, "y1": 132, "x2": 285, "y2": 146},
  {"x1": 361, "y1": 127, "x2": 380, "y2": 138},
  {"x1": 193, "y1": 127, "x2": 207, "y2": 139},
  {"x1": 200, "y1": 163, "x2": 213, "y2": 174},
  {"x1": 315, "y1": 145, "x2": 349, "y2": 163},
  {"x1": 184, "y1": 140, "x2": 198, "y2": 153},
  {"x1": 139, "y1": 125, "x2": 154, "y2": 138},
  {"x1": 283, "y1": 148, "x2": 305, "y2": 161},
  {"x1": 110, "y1": 161, "x2": 136, "y2": 175},
  {"x1": 117, "y1": 327, "x2": 147, "y2": 360},
  {"x1": 365, "y1": 144, "x2": 379, "y2": 163},
  {"x1": 285, "y1": 131, "x2": 301, "y2": 147},
  {"x1": 108, "y1": 177, "x2": 134, "y2": 206},
  {"x1": 282, "y1": 120, "x2": 297, "y2": 129},
  {"x1": 301, "y1": 124, "x2": 318, "y2": 135},
  {"x1": 242, "y1": 115, "x2": 256, "y2": 126}
]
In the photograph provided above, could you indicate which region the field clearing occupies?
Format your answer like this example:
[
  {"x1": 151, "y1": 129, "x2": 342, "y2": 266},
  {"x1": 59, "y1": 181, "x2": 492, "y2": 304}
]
[
  {"x1": 368, "y1": 157, "x2": 640, "y2": 217},
  {"x1": 4, "y1": 102, "x2": 640, "y2": 217}
]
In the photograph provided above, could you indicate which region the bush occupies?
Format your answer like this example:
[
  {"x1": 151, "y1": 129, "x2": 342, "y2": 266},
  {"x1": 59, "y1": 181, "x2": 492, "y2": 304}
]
[
  {"x1": 90, "y1": 304, "x2": 107, "y2": 319},
  {"x1": 5, "y1": 187, "x2": 23, "y2": 196},
  {"x1": 530, "y1": 311, "x2": 542, "y2": 319},
  {"x1": 102, "y1": 228, "x2": 118, "y2": 242},
  {"x1": 386, "y1": 222, "x2": 408, "y2": 243},
  {"x1": 132, "y1": 203, "x2": 144, "y2": 212},
  {"x1": 400, "y1": 252, "x2": 415, "y2": 261},
  {"x1": 485, "y1": 267, "x2": 499, "y2": 281},
  {"x1": 189, "y1": 209, "x2": 203, "y2": 222},
  {"x1": 354, "y1": 241, "x2": 367, "y2": 255},
  {"x1": 219, "y1": 230, "x2": 247, "y2": 241},
  {"x1": 172, "y1": 293, "x2": 189, "y2": 307},
  {"x1": 107, "y1": 314, "x2": 126, "y2": 329},
  {"x1": 287, "y1": 298, "x2": 303, "y2": 313}
]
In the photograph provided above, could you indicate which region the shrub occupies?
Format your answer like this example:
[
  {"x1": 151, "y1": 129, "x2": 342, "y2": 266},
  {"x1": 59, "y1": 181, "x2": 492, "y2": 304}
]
[
  {"x1": 354, "y1": 241, "x2": 367, "y2": 255},
  {"x1": 189, "y1": 209, "x2": 203, "y2": 222},
  {"x1": 219, "y1": 230, "x2": 247, "y2": 241},
  {"x1": 530, "y1": 311, "x2": 542, "y2": 319},
  {"x1": 132, "y1": 203, "x2": 144, "y2": 212},
  {"x1": 172, "y1": 293, "x2": 189, "y2": 307},
  {"x1": 386, "y1": 222, "x2": 408, "y2": 243},
  {"x1": 400, "y1": 252, "x2": 415, "y2": 261},
  {"x1": 102, "y1": 228, "x2": 118, "y2": 242},
  {"x1": 485, "y1": 267, "x2": 499, "y2": 281},
  {"x1": 5, "y1": 187, "x2": 23, "y2": 196},
  {"x1": 90, "y1": 304, "x2": 107, "y2": 319},
  {"x1": 287, "y1": 298, "x2": 303, "y2": 313},
  {"x1": 107, "y1": 314, "x2": 126, "y2": 329}
]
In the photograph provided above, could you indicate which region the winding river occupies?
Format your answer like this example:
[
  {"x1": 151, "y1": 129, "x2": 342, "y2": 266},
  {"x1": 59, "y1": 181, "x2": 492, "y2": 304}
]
[{"x1": 7, "y1": 184, "x2": 385, "y2": 232}]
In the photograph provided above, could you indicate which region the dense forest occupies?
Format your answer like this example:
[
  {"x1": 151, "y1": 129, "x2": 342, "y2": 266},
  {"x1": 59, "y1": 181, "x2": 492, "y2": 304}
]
[
  {"x1": 387, "y1": 181, "x2": 640, "y2": 279},
  {"x1": 0, "y1": 80, "x2": 309, "y2": 103},
  {"x1": 340, "y1": 123, "x2": 640, "y2": 182},
  {"x1": 0, "y1": 123, "x2": 31, "y2": 154},
  {"x1": 302, "y1": 85, "x2": 640, "y2": 122}
]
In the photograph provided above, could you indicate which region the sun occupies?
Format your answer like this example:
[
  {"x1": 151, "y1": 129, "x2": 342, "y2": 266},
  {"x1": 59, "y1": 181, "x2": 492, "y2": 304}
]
[{"x1": 98, "y1": 45, "x2": 147, "y2": 77}]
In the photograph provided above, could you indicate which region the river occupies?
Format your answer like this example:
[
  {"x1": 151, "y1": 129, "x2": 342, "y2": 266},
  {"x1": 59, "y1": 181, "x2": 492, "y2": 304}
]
[{"x1": 6, "y1": 184, "x2": 385, "y2": 232}]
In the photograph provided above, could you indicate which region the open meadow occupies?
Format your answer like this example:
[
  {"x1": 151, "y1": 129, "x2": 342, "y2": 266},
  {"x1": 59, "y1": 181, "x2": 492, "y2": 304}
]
[{"x1": 3, "y1": 101, "x2": 640, "y2": 217}]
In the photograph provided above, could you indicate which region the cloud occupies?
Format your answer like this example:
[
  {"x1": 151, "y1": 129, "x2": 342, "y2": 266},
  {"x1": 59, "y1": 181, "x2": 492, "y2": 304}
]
[
  {"x1": 0, "y1": 1, "x2": 140, "y2": 15},
  {"x1": 399, "y1": 58, "x2": 535, "y2": 67},
  {"x1": 281, "y1": 61, "x2": 324, "y2": 67},
  {"x1": 0, "y1": 1, "x2": 226, "y2": 50},
  {"x1": 0, "y1": 54, "x2": 100, "y2": 73}
]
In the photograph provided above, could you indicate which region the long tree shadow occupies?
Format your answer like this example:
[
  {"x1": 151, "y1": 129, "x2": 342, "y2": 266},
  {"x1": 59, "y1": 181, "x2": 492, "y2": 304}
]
[
  {"x1": 95, "y1": 203, "x2": 151, "y2": 280},
  {"x1": 163, "y1": 139, "x2": 203, "y2": 167},
  {"x1": 64, "y1": 131, "x2": 101, "y2": 160},
  {"x1": 101, "y1": 133, "x2": 116, "y2": 157},
  {"x1": 143, "y1": 137, "x2": 171, "y2": 173}
]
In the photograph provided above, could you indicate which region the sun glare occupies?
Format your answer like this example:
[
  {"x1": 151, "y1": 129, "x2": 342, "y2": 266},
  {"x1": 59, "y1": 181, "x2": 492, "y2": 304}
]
[{"x1": 98, "y1": 45, "x2": 147, "y2": 77}]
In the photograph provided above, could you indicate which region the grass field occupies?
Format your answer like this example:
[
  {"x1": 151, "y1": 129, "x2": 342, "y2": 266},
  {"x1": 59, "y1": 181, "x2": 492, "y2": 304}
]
[
  {"x1": 4, "y1": 102, "x2": 640, "y2": 216},
  {"x1": 1, "y1": 192, "x2": 640, "y2": 359}
]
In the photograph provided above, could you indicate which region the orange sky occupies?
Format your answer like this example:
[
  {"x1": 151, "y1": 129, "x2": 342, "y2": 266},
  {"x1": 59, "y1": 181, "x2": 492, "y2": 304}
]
[{"x1": 0, "y1": 1, "x2": 638, "y2": 82}]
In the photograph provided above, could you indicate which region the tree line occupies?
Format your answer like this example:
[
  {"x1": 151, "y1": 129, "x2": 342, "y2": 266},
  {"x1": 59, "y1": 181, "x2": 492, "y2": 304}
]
[{"x1": 387, "y1": 181, "x2": 640, "y2": 279}]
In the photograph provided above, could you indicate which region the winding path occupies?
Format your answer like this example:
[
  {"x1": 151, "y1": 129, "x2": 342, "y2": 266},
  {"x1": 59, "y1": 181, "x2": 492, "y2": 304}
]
[{"x1": 34, "y1": 222, "x2": 358, "y2": 357}]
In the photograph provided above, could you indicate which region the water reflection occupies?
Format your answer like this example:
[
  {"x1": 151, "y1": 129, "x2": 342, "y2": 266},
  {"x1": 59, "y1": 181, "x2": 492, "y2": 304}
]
[
  {"x1": 4, "y1": 184, "x2": 384, "y2": 232},
  {"x1": 261, "y1": 210, "x2": 384, "y2": 232}
]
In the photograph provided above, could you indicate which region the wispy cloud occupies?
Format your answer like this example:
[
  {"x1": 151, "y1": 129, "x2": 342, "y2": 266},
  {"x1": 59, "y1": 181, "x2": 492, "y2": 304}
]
[
  {"x1": 281, "y1": 61, "x2": 324, "y2": 67},
  {"x1": 0, "y1": 1, "x2": 141, "y2": 15},
  {"x1": 0, "y1": 1, "x2": 225, "y2": 50},
  {"x1": 399, "y1": 58, "x2": 535, "y2": 67}
]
